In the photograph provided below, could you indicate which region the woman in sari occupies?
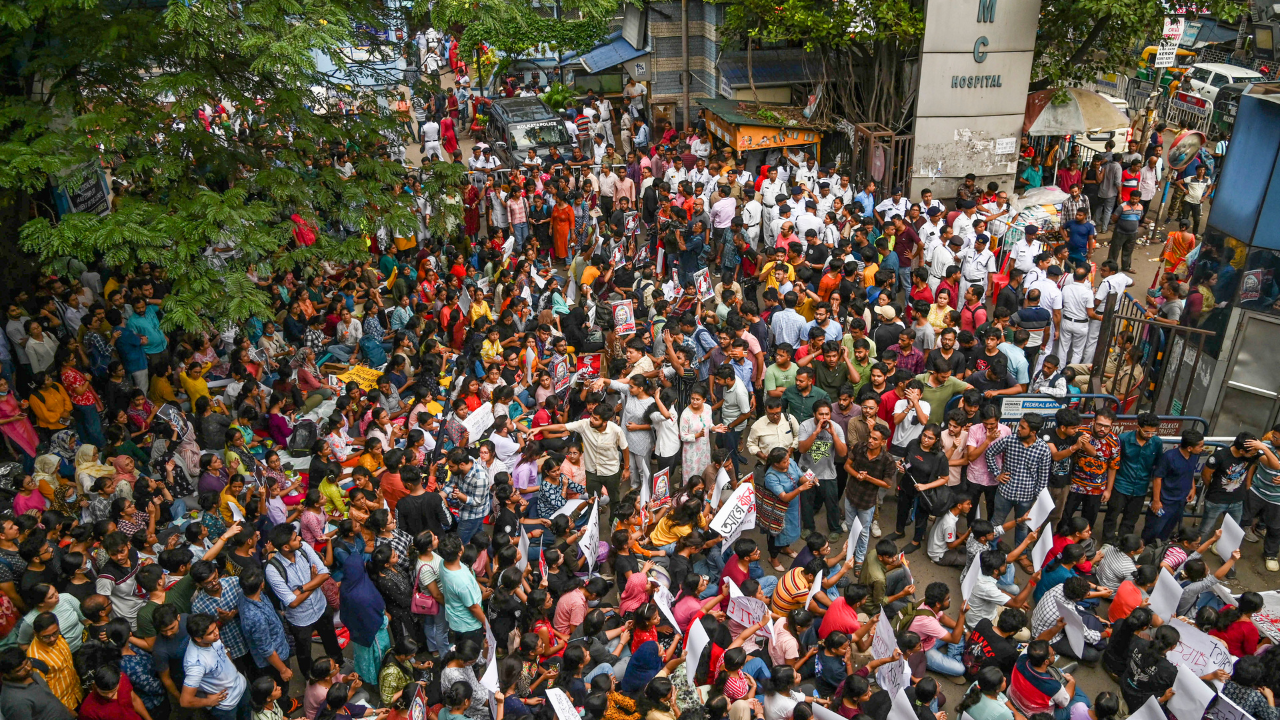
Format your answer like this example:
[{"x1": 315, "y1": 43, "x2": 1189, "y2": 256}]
[
  {"x1": 339, "y1": 550, "x2": 392, "y2": 684},
  {"x1": 0, "y1": 376, "x2": 40, "y2": 470},
  {"x1": 463, "y1": 183, "x2": 482, "y2": 242},
  {"x1": 1159, "y1": 220, "x2": 1197, "y2": 282},
  {"x1": 33, "y1": 454, "x2": 75, "y2": 516},
  {"x1": 441, "y1": 115, "x2": 458, "y2": 156},
  {"x1": 550, "y1": 196, "x2": 575, "y2": 261}
]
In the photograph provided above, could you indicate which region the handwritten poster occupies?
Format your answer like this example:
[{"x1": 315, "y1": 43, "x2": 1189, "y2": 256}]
[
  {"x1": 1165, "y1": 619, "x2": 1235, "y2": 678},
  {"x1": 872, "y1": 609, "x2": 909, "y2": 696}
]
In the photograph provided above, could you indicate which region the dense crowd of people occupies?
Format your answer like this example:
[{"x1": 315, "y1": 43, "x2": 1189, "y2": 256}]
[{"x1": 0, "y1": 32, "x2": 1277, "y2": 720}]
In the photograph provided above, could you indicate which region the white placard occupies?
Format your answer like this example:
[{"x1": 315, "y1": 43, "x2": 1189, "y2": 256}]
[
  {"x1": 532, "y1": 272, "x2": 547, "y2": 289},
  {"x1": 727, "y1": 578, "x2": 743, "y2": 598},
  {"x1": 1217, "y1": 514, "x2": 1245, "y2": 562},
  {"x1": 1130, "y1": 697, "x2": 1169, "y2": 720},
  {"x1": 517, "y1": 527, "x2": 530, "y2": 571},
  {"x1": 846, "y1": 515, "x2": 864, "y2": 563},
  {"x1": 461, "y1": 403, "x2": 494, "y2": 441},
  {"x1": 1026, "y1": 488, "x2": 1054, "y2": 530},
  {"x1": 566, "y1": 275, "x2": 578, "y2": 304},
  {"x1": 872, "y1": 609, "x2": 908, "y2": 696},
  {"x1": 1212, "y1": 583, "x2": 1237, "y2": 606},
  {"x1": 710, "y1": 467, "x2": 732, "y2": 509},
  {"x1": 686, "y1": 618, "x2": 710, "y2": 685},
  {"x1": 551, "y1": 498, "x2": 585, "y2": 518},
  {"x1": 1207, "y1": 693, "x2": 1256, "y2": 720},
  {"x1": 579, "y1": 500, "x2": 600, "y2": 572},
  {"x1": 994, "y1": 138, "x2": 1018, "y2": 155},
  {"x1": 1057, "y1": 598, "x2": 1086, "y2": 658},
  {"x1": 961, "y1": 550, "x2": 983, "y2": 603},
  {"x1": 1169, "y1": 662, "x2": 1218, "y2": 720},
  {"x1": 1032, "y1": 529, "x2": 1054, "y2": 572},
  {"x1": 723, "y1": 473, "x2": 755, "y2": 549},
  {"x1": 480, "y1": 653, "x2": 499, "y2": 692},
  {"x1": 546, "y1": 688, "x2": 579, "y2": 720},
  {"x1": 806, "y1": 570, "x2": 824, "y2": 611},
  {"x1": 813, "y1": 703, "x2": 848, "y2": 720},
  {"x1": 888, "y1": 688, "x2": 918, "y2": 720},
  {"x1": 1151, "y1": 567, "x2": 1183, "y2": 620},
  {"x1": 483, "y1": 621, "x2": 497, "y2": 668},
  {"x1": 727, "y1": 596, "x2": 769, "y2": 632},
  {"x1": 653, "y1": 584, "x2": 681, "y2": 633},
  {"x1": 1166, "y1": 618, "x2": 1235, "y2": 678},
  {"x1": 710, "y1": 482, "x2": 756, "y2": 536}
]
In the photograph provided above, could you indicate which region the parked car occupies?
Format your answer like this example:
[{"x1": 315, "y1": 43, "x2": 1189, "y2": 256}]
[
  {"x1": 488, "y1": 97, "x2": 576, "y2": 168},
  {"x1": 1182, "y1": 63, "x2": 1265, "y2": 104},
  {"x1": 1072, "y1": 94, "x2": 1133, "y2": 157}
]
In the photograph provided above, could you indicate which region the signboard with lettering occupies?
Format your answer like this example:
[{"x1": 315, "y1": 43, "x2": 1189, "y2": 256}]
[
  {"x1": 999, "y1": 396, "x2": 1063, "y2": 419},
  {"x1": 1172, "y1": 91, "x2": 1211, "y2": 116}
]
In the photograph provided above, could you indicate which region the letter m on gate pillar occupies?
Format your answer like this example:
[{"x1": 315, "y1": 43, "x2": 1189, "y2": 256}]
[{"x1": 977, "y1": 0, "x2": 995, "y2": 23}]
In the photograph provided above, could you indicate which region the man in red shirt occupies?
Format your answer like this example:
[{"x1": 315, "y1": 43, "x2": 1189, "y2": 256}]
[
  {"x1": 79, "y1": 667, "x2": 147, "y2": 720},
  {"x1": 1120, "y1": 159, "x2": 1142, "y2": 203}
]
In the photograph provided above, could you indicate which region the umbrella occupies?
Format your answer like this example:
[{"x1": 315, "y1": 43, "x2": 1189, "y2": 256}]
[{"x1": 1023, "y1": 87, "x2": 1131, "y2": 136}]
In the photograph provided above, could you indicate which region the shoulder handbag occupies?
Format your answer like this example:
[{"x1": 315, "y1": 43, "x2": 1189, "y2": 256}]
[
  {"x1": 411, "y1": 565, "x2": 440, "y2": 615},
  {"x1": 753, "y1": 474, "x2": 789, "y2": 535}
]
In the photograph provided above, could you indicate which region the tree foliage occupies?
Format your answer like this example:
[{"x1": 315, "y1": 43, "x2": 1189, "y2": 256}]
[
  {"x1": 1029, "y1": 0, "x2": 1247, "y2": 92},
  {"x1": 719, "y1": 0, "x2": 924, "y2": 129},
  {"x1": 0, "y1": 0, "x2": 439, "y2": 331},
  {"x1": 430, "y1": 0, "x2": 624, "y2": 62}
]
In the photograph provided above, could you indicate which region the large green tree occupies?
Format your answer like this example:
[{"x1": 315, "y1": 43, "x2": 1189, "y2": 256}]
[
  {"x1": 1029, "y1": 0, "x2": 1247, "y2": 91},
  {"x1": 0, "y1": 0, "x2": 460, "y2": 331},
  {"x1": 430, "y1": 0, "x2": 623, "y2": 68}
]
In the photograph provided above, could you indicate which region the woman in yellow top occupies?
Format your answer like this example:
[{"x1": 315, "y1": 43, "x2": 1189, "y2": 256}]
[
  {"x1": 219, "y1": 474, "x2": 248, "y2": 524},
  {"x1": 27, "y1": 613, "x2": 84, "y2": 710},
  {"x1": 358, "y1": 437, "x2": 385, "y2": 476},
  {"x1": 319, "y1": 473, "x2": 348, "y2": 515},
  {"x1": 27, "y1": 373, "x2": 73, "y2": 432},
  {"x1": 179, "y1": 361, "x2": 218, "y2": 410},
  {"x1": 647, "y1": 498, "x2": 709, "y2": 551},
  {"x1": 927, "y1": 287, "x2": 953, "y2": 334},
  {"x1": 149, "y1": 365, "x2": 180, "y2": 406},
  {"x1": 468, "y1": 292, "x2": 494, "y2": 324}
]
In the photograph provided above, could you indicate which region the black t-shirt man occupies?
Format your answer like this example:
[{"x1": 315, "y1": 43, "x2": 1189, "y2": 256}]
[
  {"x1": 1040, "y1": 427, "x2": 1080, "y2": 489},
  {"x1": 927, "y1": 347, "x2": 965, "y2": 375},
  {"x1": 1204, "y1": 447, "x2": 1258, "y2": 504},
  {"x1": 964, "y1": 618, "x2": 1018, "y2": 680},
  {"x1": 397, "y1": 491, "x2": 453, "y2": 538}
]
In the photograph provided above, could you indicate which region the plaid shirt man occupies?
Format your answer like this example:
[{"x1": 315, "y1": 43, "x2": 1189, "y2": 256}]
[
  {"x1": 985, "y1": 432, "x2": 1052, "y2": 503},
  {"x1": 1061, "y1": 194, "x2": 1091, "y2": 224},
  {"x1": 444, "y1": 463, "x2": 492, "y2": 521},
  {"x1": 1030, "y1": 583, "x2": 1101, "y2": 647},
  {"x1": 191, "y1": 577, "x2": 248, "y2": 659}
]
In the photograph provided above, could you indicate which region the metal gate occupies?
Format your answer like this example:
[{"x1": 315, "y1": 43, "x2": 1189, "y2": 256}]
[
  {"x1": 1088, "y1": 289, "x2": 1219, "y2": 416},
  {"x1": 848, "y1": 122, "x2": 914, "y2": 196}
]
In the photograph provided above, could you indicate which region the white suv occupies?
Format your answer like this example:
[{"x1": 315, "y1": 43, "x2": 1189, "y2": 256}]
[{"x1": 1183, "y1": 63, "x2": 1264, "y2": 104}]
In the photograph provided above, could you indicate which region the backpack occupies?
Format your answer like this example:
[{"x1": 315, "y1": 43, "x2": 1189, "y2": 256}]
[
  {"x1": 288, "y1": 419, "x2": 319, "y2": 456},
  {"x1": 359, "y1": 334, "x2": 388, "y2": 368},
  {"x1": 895, "y1": 599, "x2": 936, "y2": 634}
]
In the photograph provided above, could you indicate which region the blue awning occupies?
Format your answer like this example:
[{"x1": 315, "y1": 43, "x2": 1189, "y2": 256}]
[
  {"x1": 563, "y1": 32, "x2": 647, "y2": 73},
  {"x1": 718, "y1": 49, "x2": 816, "y2": 88}
]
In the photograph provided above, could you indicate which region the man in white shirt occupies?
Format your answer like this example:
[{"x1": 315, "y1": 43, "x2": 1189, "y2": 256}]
[
  {"x1": 981, "y1": 191, "x2": 1013, "y2": 239},
  {"x1": 690, "y1": 132, "x2": 712, "y2": 160},
  {"x1": 1058, "y1": 265, "x2": 1094, "y2": 365},
  {"x1": 917, "y1": 188, "x2": 945, "y2": 216},
  {"x1": 623, "y1": 78, "x2": 646, "y2": 117},
  {"x1": 591, "y1": 134, "x2": 607, "y2": 165},
  {"x1": 1029, "y1": 266, "x2": 1064, "y2": 362},
  {"x1": 874, "y1": 186, "x2": 909, "y2": 228},
  {"x1": 795, "y1": 202, "x2": 823, "y2": 239},
  {"x1": 952, "y1": 200, "x2": 978, "y2": 249},
  {"x1": 1084, "y1": 260, "x2": 1133, "y2": 362},
  {"x1": 836, "y1": 175, "x2": 854, "y2": 206},
  {"x1": 741, "y1": 190, "x2": 764, "y2": 249},
  {"x1": 663, "y1": 161, "x2": 687, "y2": 187},
  {"x1": 1138, "y1": 155, "x2": 1163, "y2": 215},
  {"x1": 688, "y1": 159, "x2": 712, "y2": 190},
  {"x1": 1010, "y1": 226, "x2": 1042, "y2": 275},
  {"x1": 759, "y1": 167, "x2": 784, "y2": 211},
  {"x1": 181, "y1": 614, "x2": 249, "y2": 716},
  {"x1": 918, "y1": 207, "x2": 945, "y2": 257},
  {"x1": 959, "y1": 235, "x2": 997, "y2": 302},
  {"x1": 795, "y1": 157, "x2": 819, "y2": 191},
  {"x1": 815, "y1": 183, "x2": 836, "y2": 216},
  {"x1": 926, "y1": 233, "x2": 962, "y2": 292}
]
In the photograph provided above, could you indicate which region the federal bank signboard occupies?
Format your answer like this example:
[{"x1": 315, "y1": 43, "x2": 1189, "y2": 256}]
[{"x1": 911, "y1": 0, "x2": 1042, "y2": 199}]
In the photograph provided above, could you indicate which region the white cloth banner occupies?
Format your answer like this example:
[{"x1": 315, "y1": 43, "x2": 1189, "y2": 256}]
[
  {"x1": 686, "y1": 618, "x2": 710, "y2": 686},
  {"x1": 579, "y1": 500, "x2": 600, "y2": 572},
  {"x1": 871, "y1": 609, "x2": 909, "y2": 696}
]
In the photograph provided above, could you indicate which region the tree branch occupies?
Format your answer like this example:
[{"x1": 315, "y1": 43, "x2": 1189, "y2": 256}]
[{"x1": 1029, "y1": 14, "x2": 1110, "y2": 92}]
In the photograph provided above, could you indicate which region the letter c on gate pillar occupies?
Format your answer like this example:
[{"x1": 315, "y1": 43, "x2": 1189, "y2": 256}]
[{"x1": 974, "y1": 36, "x2": 989, "y2": 63}]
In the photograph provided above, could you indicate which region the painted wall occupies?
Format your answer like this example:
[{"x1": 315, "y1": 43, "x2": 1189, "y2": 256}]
[{"x1": 911, "y1": 0, "x2": 1041, "y2": 200}]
